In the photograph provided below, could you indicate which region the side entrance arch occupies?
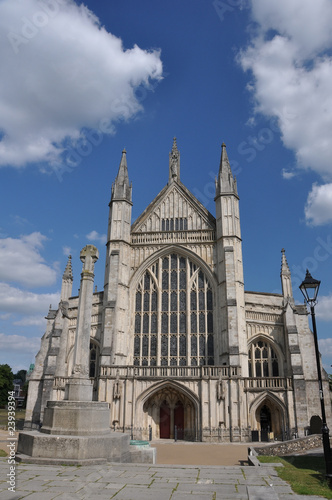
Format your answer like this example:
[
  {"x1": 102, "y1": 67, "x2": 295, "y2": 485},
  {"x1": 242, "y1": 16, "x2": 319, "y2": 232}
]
[{"x1": 250, "y1": 393, "x2": 286, "y2": 442}]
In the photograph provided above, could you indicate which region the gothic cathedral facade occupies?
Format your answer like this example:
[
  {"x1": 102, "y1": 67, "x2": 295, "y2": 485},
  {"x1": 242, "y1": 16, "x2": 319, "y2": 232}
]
[{"x1": 25, "y1": 139, "x2": 331, "y2": 442}]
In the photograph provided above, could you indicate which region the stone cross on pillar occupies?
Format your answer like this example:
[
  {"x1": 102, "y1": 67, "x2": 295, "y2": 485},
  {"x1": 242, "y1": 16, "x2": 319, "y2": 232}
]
[{"x1": 66, "y1": 245, "x2": 99, "y2": 401}]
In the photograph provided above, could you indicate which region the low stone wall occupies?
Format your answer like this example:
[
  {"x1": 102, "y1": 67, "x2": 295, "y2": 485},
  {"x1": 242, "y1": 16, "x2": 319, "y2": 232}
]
[{"x1": 253, "y1": 434, "x2": 322, "y2": 456}]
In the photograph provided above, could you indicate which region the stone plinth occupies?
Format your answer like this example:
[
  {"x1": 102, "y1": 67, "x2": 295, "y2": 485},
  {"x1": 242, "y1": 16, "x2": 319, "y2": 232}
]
[
  {"x1": 40, "y1": 400, "x2": 111, "y2": 436},
  {"x1": 17, "y1": 398, "x2": 156, "y2": 464},
  {"x1": 17, "y1": 430, "x2": 132, "y2": 465},
  {"x1": 64, "y1": 378, "x2": 93, "y2": 401}
]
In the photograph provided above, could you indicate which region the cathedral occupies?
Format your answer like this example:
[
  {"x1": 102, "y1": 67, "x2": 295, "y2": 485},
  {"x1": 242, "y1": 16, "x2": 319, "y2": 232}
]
[{"x1": 24, "y1": 139, "x2": 331, "y2": 443}]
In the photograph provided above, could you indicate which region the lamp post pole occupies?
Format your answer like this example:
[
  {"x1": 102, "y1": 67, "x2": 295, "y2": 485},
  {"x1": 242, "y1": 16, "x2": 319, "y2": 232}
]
[
  {"x1": 309, "y1": 303, "x2": 332, "y2": 480},
  {"x1": 300, "y1": 270, "x2": 332, "y2": 481}
]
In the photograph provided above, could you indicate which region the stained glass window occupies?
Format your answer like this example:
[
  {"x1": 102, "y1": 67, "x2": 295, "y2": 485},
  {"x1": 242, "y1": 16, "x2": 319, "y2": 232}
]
[{"x1": 133, "y1": 254, "x2": 214, "y2": 366}]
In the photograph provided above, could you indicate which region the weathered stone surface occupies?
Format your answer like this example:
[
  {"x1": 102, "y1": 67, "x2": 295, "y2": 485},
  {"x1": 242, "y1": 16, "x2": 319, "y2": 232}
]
[
  {"x1": 23, "y1": 142, "x2": 332, "y2": 456},
  {"x1": 253, "y1": 434, "x2": 322, "y2": 456}
]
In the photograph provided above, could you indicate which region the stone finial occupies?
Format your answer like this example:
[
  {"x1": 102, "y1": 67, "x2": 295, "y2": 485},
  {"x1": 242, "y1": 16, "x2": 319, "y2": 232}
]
[
  {"x1": 216, "y1": 142, "x2": 237, "y2": 196},
  {"x1": 169, "y1": 137, "x2": 180, "y2": 182},
  {"x1": 280, "y1": 248, "x2": 294, "y2": 301},
  {"x1": 63, "y1": 255, "x2": 73, "y2": 280},
  {"x1": 111, "y1": 149, "x2": 132, "y2": 202},
  {"x1": 281, "y1": 248, "x2": 291, "y2": 276}
]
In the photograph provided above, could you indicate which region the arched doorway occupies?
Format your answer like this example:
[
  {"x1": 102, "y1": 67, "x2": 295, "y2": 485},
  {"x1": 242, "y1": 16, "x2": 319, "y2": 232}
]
[
  {"x1": 143, "y1": 385, "x2": 197, "y2": 440},
  {"x1": 251, "y1": 395, "x2": 286, "y2": 442},
  {"x1": 310, "y1": 415, "x2": 322, "y2": 434}
]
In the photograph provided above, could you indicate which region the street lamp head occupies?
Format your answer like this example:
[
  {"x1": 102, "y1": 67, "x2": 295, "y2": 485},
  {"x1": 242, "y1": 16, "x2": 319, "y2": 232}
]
[{"x1": 299, "y1": 269, "x2": 321, "y2": 306}]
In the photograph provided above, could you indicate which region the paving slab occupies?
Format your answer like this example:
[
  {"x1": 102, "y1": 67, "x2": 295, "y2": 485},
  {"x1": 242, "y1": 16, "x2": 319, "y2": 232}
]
[{"x1": 0, "y1": 455, "x2": 327, "y2": 500}]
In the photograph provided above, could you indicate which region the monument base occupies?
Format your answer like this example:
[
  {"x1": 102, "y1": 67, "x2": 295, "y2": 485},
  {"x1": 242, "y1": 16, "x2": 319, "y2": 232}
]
[
  {"x1": 17, "y1": 399, "x2": 156, "y2": 464},
  {"x1": 41, "y1": 400, "x2": 111, "y2": 436}
]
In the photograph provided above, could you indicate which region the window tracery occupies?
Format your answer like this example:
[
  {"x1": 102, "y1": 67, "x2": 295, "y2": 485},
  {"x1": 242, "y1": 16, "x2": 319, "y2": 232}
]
[
  {"x1": 248, "y1": 340, "x2": 279, "y2": 377},
  {"x1": 134, "y1": 253, "x2": 214, "y2": 366}
]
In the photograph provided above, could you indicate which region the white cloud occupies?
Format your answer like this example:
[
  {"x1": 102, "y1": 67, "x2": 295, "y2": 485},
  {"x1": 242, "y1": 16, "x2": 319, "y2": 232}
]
[
  {"x1": 62, "y1": 246, "x2": 71, "y2": 256},
  {"x1": 0, "y1": 283, "x2": 59, "y2": 315},
  {"x1": 0, "y1": 333, "x2": 41, "y2": 355},
  {"x1": 0, "y1": 0, "x2": 163, "y2": 169},
  {"x1": 282, "y1": 169, "x2": 296, "y2": 180},
  {"x1": 86, "y1": 230, "x2": 107, "y2": 245},
  {"x1": 0, "y1": 232, "x2": 57, "y2": 287},
  {"x1": 316, "y1": 294, "x2": 332, "y2": 321},
  {"x1": 305, "y1": 183, "x2": 332, "y2": 226},
  {"x1": 13, "y1": 315, "x2": 47, "y2": 327},
  {"x1": 238, "y1": 0, "x2": 332, "y2": 181}
]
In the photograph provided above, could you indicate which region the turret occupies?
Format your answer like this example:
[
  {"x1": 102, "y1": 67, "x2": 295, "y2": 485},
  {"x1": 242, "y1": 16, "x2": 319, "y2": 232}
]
[
  {"x1": 214, "y1": 143, "x2": 246, "y2": 373},
  {"x1": 102, "y1": 149, "x2": 133, "y2": 367}
]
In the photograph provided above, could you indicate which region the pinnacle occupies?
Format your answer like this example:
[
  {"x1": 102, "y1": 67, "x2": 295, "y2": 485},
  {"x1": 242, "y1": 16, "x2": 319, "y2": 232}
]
[
  {"x1": 281, "y1": 248, "x2": 290, "y2": 274},
  {"x1": 63, "y1": 255, "x2": 73, "y2": 280}
]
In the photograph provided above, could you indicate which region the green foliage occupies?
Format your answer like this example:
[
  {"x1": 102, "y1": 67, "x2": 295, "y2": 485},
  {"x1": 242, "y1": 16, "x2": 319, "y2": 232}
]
[
  {"x1": 258, "y1": 455, "x2": 332, "y2": 499},
  {"x1": 0, "y1": 364, "x2": 14, "y2": 407},
  {"x1": 13, "y1": 369, "x2": 27, "y2": 383}
]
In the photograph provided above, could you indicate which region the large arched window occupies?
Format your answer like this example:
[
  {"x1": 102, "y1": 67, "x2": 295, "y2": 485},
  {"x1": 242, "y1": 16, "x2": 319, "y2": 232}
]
[
  {"x1": 134, "y1": 253, "x2": 214, "y2": 366},
  {"x1": 248, "y1": 340, "x2": 279, "y2": 377}
]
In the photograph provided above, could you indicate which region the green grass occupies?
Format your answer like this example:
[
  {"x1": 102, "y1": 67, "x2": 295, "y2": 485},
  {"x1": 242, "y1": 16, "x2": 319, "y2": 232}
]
[
  {"x1": 0, "y1": 408, "x2": 25, "y2": 429},
  {"x1": 0, "y1": 408, "x2": 25, "y2": 456},
  {"x1": 258, "y1": 455, "x2": 332, "y2": 498}
]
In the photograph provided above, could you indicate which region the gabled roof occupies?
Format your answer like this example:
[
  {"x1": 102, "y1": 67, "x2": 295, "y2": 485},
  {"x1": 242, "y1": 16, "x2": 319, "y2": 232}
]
[{"x1": 132, "y1": 178, "x2": 216, "y2": 232}]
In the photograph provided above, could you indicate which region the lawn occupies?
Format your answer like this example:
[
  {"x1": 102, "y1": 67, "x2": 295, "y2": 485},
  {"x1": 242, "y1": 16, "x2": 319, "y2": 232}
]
[
  {"x1": 258, "y1": 455, "x2": 332, "y2": 499},
  {"x1": 0, "y1": 408, "x2": 25, "y2": 430},
  {"x1": 0, "y1": 408, "x2": 26, "y2": 457}
]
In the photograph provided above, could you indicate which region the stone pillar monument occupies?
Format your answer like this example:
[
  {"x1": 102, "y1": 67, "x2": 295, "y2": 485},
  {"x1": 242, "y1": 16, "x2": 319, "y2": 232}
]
[
  {"x1": 66, "y1": 245, "x2": 98, "y2": 402},
  {"x1": 17, "y1": 245, "x2": 156, "y2": 464}
]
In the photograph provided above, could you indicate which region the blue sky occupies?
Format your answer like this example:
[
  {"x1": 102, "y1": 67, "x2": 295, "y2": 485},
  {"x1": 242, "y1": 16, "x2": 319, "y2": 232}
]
[{"x1": 1, "y1": 0, "x2": 332, "y2": 373}]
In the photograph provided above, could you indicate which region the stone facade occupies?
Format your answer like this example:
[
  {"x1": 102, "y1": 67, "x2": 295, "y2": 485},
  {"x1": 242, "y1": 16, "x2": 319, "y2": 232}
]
[{"x1": 24, "y1": 139, "x2": 332, "y2": 443}]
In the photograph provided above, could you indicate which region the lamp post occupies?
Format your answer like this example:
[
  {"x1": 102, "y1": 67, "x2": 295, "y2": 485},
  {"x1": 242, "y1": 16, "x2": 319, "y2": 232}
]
[{"x1": 300, "y1": 270, "x2": 332, "y2": 481}]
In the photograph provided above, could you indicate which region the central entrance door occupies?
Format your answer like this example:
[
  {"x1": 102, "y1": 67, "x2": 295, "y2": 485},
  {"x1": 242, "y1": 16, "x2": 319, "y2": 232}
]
[{"x1": 160, "y1": 401, "x2": 170, "y2": 438}]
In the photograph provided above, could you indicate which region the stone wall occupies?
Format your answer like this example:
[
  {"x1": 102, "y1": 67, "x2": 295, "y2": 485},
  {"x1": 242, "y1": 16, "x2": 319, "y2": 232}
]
[{"x1": 253, "y1": 434, "x2": 322, "y2": 456}]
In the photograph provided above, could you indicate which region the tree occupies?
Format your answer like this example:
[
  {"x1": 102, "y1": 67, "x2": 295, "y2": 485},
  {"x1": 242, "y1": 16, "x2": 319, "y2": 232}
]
[
  {"x1": 13, "y1": 369, "x2": 27, "y2": 383},
  {"x1": 0, "y1": 364, "x2": 14, "y2": 407}
]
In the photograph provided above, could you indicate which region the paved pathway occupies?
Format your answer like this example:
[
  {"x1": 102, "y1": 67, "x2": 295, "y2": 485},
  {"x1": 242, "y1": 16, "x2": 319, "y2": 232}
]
[{"x1": 0, "y1": 458, "x2": 324, "y2": 500}]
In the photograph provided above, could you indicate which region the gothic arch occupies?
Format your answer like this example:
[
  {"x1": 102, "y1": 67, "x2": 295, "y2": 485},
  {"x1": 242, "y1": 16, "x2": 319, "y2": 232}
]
[
  {"x1": 130, "y1": 248, "x2": 217, "y2": 367},
  {"x1": 249, "y1": 391, "x2": 288, "y2": 440},
  {"x1": 136, "y1": 380, "x2": 200, "y2": 441},
  {"x1": 248, "y1": 335, "x2": 284, "y2": 377},
  {"x1": 130, "y1": 244, "x2": 217, "y2": 292},
  {"x1": 137, "y1": 379, "x2": 200, "y2": 409}
]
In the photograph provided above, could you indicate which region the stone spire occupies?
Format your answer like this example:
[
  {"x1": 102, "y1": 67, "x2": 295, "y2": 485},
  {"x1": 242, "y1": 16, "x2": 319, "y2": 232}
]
[
  {"x1": 111, "y1": 149, "x2": 132, "y2": 202},
  {"x1": 60, "y1": 255, "x2": 73, "y2": 302},
  {"x1": 169, "y1": 137, "x2": 180, "y2": 183},
  {"x1": 215, "y1": 143, "x2": 237, "y2": 196},
  {"x1": 281, "y1": 248, "x2": 294, "y2": 301}
]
